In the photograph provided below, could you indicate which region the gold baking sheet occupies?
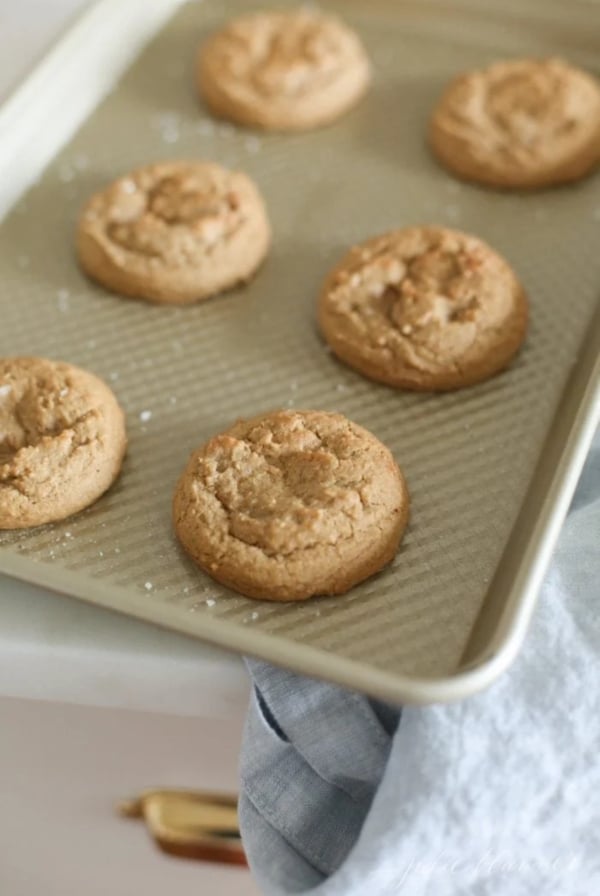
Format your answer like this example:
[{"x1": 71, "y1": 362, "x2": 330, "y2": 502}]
[{"x1": 1, "y1": 0, "x2": 599, "y2": 702}]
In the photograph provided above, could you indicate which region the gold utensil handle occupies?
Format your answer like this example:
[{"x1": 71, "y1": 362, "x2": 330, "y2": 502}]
[{"x1": 118, "y1": 789, "x2": 247, "y2": 867}]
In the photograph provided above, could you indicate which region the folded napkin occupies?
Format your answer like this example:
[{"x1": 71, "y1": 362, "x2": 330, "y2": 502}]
[{"x1": 239, "y1": 430, "x2": 600, "y2": 896}]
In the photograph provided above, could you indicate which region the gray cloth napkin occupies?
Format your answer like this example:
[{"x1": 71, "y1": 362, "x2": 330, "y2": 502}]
[{"x1": 239, "y1": 430, "x2": 600, "y2": 895}]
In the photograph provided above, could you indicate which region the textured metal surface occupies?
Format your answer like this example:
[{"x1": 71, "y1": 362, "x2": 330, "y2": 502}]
[{"x1": 1, "y1": 0, "x2": 599, "y2": 698}]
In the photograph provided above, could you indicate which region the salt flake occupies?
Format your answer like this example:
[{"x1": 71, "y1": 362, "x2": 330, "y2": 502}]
[
  {"x1": 245, "y1": 136, "x2": 262, "y2": 153},
  {"x1": 57, "y1": 289, "x2": 70, "y2": 312}
]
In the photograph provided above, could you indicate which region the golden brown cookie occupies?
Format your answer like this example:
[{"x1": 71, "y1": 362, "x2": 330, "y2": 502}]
[
  {"x1": 173, "y1": 410, "x2": 409, "y2": 601},
  {"x1": 318, "y1": 227, "x2": 528, "y2": 391},
  {"x1": 197, "y1": 9, "x2": 370, "y2": 132},
  {"x1": 430, "y1": 58, "x2": 600, "y2": 189},
  {"x1": 77, "y1": 161, "x2": 270, "y2": 304},
  {"x1": 0, "y1": 358, "x2": 126, "y2": 529}
]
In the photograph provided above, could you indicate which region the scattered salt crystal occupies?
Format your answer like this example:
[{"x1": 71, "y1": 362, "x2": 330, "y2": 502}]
[
  {"x1": 140, "y1": 410, "x2": 152, "y2": 423},
  {"x1": 114, "y1": 547, "x2": 121, "y2": 554},
  {"x1": 0, "y1": 384, "x2": 12, "y2": 399},
  {"x1": 121, "y1": 179, "x2": 136, "y2": 194},
  {"x1": 59, "y1": 388, "x2": 69, "y2": 397},
  {"x1": 65, "y1": 531, "x2": 72, "y2": 538},
  {"x1": 153, "y1": 112, "x2": 181, "y2": 144},
  {"x1": 74, "y1": 153, "x2": 89, "y2": 171},
  {"x1": 59, "y1": 164, "x2": 75, "y2": 183},
  {"x1": 251, "y1": 611, "x2": 259, "y2": 621},
  {"x1": 244, "y1": 136, "x2": 262, "y2": 153},
  {"x1": 144, "y1": 582, "x2": 153, "y2": 591},
  {"x1": 154, "y1": 111, "x2": 179, "y2": 128},
  {"x1": 109, "y1": 372, "x2": 119, "y2": 382},
  {"x1": 98, "y1": 551, "x2": 104, "y2": 557},
  {"x1": 336, "y1": 383, "x2": 347, "y2": 392},
  {"x1": 444, "y1": 203, "x2": 461, "y2": 221},
  {"x1": 206, "y1": 598, "x2": 216, "y2": 607},
  {"x1": 183, "y1": 587, "x2": 189, "y2": 594},
  {"x1": 196, "y1": 120, "x2": 215, "y2": 137},
  {"x1": 169, "y1": 396, "x2": 177, "y2": 405},
  {"x1": 57, "y1": 289, "x2": 70, "y2": 312}
]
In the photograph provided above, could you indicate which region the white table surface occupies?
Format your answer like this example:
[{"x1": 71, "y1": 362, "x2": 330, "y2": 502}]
[
  {"x1": 0, "y1": 0, "x2": 90, "y2": 102},
  {"x1": 0, "y1": 0, "x2": 249, "y2": 716}
]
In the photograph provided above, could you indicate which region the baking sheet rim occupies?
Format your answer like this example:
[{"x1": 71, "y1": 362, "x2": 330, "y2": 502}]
[{"x1": 0, "y1": 0, "x2": 598, "y2": 705}]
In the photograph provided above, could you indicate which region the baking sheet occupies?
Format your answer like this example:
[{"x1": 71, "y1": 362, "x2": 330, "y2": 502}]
[{"x1": 0, "y1": 0, "x2": 599, "y2": 703}]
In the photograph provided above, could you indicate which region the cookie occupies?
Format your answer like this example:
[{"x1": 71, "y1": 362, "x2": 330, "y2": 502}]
[
  {"x1": 318, "y1": 227, "x2": 528, "y2": 391},
  {"x1": 197, "y1": 9, "x2": 370, "y2": 132},
  {"x1": 0, "y1": 358, "x2": 126, "y2": 529},
  {"x1": 430, "y1": 58, "x2": 600, "y2": 189},
  {"x1": 77, "y1": 161, "x2": 270, "y2": 304},
  {"x1": 173, "y1": 410, "x2": 409, "y2": 601}
]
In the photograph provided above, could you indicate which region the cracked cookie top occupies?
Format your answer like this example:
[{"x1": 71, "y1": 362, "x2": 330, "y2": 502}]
[
  {"x1": 318, "y1": 227, "x2": 528, "y2": 391},
  {"x1": 0, "y1": 358, "x2": 126, "y2": 528},
  {"x1": 430, "y1": 58, "x2": 600, "y2": 188},
  {"x1": 77, "y1": 161, "x2": 270, "y2": 304},
  {"x1": 197, "y1": 9, "x2": 370, "y2": 131},
  {"x1": 173, "y1": 410, "x2": 409, "y2": 601}
]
